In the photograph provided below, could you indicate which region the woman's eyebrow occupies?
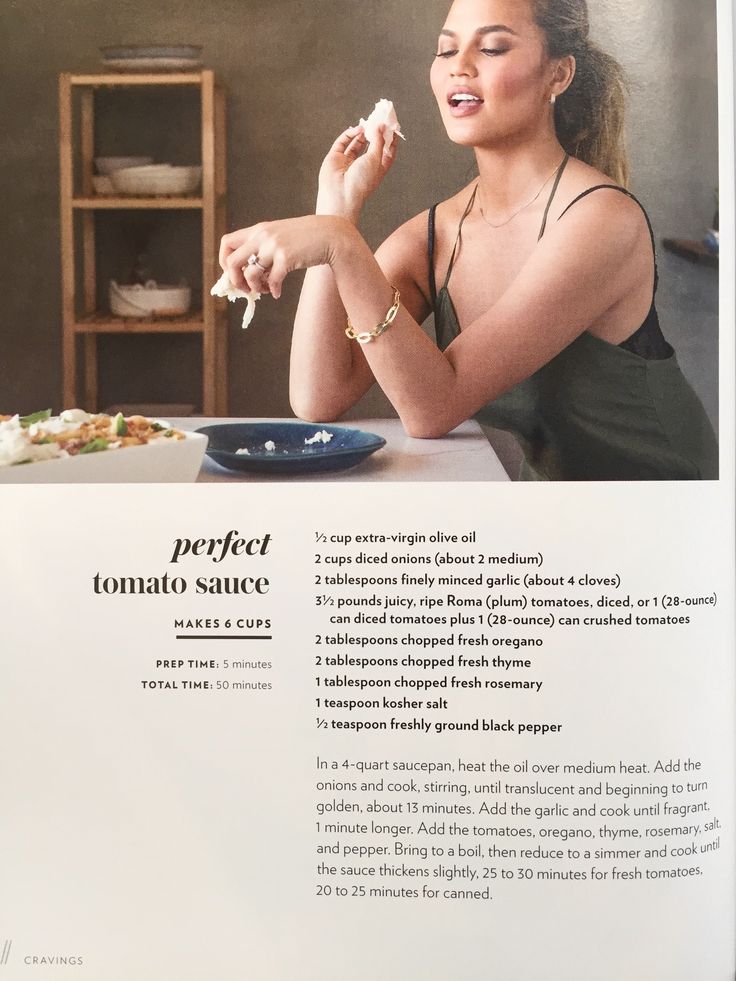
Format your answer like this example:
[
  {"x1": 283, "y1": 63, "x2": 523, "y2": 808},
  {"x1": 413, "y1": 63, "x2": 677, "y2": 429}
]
[{"x1": 440, "y1": 25, "x2": 519, "y2": 38}]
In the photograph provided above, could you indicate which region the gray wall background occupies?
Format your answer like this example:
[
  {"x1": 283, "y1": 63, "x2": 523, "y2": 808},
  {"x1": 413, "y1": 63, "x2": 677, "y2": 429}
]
[{"x1": 0, "y1": 0, "x2": 719, "y2": 424}]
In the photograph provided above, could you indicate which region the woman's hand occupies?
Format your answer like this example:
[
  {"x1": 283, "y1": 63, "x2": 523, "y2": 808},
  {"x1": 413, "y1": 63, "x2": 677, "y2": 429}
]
[
  {"x1": 316, "y1": 124, "x2": 400, "y2": 221},
  {"x1": 218, "y1": 215, "x2": 358, "y2": 300}
]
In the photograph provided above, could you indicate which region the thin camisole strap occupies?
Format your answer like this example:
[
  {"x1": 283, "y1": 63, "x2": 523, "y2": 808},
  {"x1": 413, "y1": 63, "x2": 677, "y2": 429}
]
[
  {"x1": 537, "y1": 154, "x2": 569, "y2": 241},
  {"x1": 430, "y1": 157, "x2": 569, "y2": 300},
  {"x1": 441, "y1": 185, "x2": 478, "y2": 290},
  {"x1": 427, "y1": 205, "x2": 438, "y2": 307},
  {"x1": 557, "y1": 184, "x2": 659, "y2": 294}
]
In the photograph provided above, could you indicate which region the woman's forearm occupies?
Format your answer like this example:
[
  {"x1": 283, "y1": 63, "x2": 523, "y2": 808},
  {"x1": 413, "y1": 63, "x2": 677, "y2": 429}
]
[
  {"x1": 240, "y1": 122, "x2": 403, "y2": 423},
  {"x1": 330, "y1": 231, "x2": 461, "y2": 438},
  {"x1": 227, "y1": 206, "x2": 462, "y2": 435},
  {"x1": 289, "y1": 194, "x2": 376, "y2": 422},
  {"x1": 290, "y1": 222, "x2": 455, "y2": 432},
  {"x1": 290, "y1": 263, "x2": 374, "y2": 421}
]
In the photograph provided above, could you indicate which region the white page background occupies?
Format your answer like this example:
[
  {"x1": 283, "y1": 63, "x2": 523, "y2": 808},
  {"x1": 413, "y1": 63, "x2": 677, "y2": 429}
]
[{"x1": 0, "y1": 480, "x2": 733, "y2": 980}]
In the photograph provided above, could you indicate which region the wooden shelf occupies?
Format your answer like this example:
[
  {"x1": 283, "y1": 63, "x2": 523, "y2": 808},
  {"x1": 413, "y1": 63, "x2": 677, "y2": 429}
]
[
  {"x1": 73, "y1": 196, "x2": 203, "y2": 209},
  {"x1": 70, "y1": 72, "x2": 204, "y2": 87},
  {"x1": 74, "y1": 313, "x2": 204, "y2": 334},
  {"x1": 59, "y1": 69, "x2": 228, "y2": 415}
]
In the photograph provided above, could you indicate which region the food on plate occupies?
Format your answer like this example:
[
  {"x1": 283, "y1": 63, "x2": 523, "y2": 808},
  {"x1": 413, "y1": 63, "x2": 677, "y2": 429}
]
[
  {"x1": 230, "y1": 430, "x2": 335, "y2": 457},
  {"x1": 0, "y1": 409, "x2": 184, "y2": 467},
  {"x1": 358, "y1": 99, "x2": 406, "y2": 154},
  {"x1": 304, "y1": 430, "x2": 334, "y2": 445},
  {"x1": 210, "y1": 270, "x2": 260, "y2": 329}
]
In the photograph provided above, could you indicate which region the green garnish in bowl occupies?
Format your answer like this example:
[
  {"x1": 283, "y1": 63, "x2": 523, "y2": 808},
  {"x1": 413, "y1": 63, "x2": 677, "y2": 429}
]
[
  {"x1": 79, "y1": 438, "x2": 110, "y2": 454},
  {"x1": 20, "y1": 409, "x2": 52, "y2": 428}
]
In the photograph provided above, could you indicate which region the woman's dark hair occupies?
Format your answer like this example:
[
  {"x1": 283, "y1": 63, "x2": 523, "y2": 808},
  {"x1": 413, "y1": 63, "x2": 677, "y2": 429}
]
[{"x1": 532, "y1": 0, "x2": 629, "y2": 186}]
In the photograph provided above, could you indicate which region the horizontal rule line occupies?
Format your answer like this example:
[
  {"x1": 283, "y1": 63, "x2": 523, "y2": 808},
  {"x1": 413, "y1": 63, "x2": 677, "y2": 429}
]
[{"x1": 175, "y1": 635, "x2": 273, "y2": 641}]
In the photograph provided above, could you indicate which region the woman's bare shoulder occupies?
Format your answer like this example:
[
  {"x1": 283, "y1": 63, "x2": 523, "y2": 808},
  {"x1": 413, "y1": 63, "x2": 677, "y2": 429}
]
[
  {"x1": 374, "y1": 209, "x2": 430, "y2": 289},
  {"x1": 374, "y1": 209, "x2": 435, "y2": 316},
  {"x1": 552, "y1": 158, "x2": 649, "y2": 229}
]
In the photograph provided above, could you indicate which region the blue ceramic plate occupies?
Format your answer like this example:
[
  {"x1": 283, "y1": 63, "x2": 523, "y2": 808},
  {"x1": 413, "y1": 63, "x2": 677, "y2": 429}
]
[{"x1": 196, "y1": 422, "x2": 386, "y2": 475}]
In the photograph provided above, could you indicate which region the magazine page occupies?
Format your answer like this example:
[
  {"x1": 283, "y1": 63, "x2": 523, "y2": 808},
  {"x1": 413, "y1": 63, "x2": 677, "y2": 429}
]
[{"x1": 0, "y1": 1, "x2": 734, "y2": 979}]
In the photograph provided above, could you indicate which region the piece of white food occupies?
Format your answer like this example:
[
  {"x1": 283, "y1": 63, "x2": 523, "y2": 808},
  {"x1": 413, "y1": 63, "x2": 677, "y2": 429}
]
[
  {"x1": 0, "y1": 416, "x2": 64, "y2": 467},
  {"x1": 210, "y1": 270, "x2": 261, "y2": 330},
  {"x1": 304, "y1": 430, "x2": 334, "y2": 445},
  {"x1": 358, "y1": 98, "x2": 406, "y2": 154}
]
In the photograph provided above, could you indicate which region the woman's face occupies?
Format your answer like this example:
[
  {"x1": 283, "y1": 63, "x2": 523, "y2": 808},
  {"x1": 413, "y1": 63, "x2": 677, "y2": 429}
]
[{"x1": 430, "y1": 0, "x2": 554, "y2": 148}]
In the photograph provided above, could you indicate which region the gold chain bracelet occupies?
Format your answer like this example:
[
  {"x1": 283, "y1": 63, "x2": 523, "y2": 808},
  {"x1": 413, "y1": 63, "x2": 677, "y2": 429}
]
[{"x1": 345, "y1": 287, "x2": 401, "y2": 344}]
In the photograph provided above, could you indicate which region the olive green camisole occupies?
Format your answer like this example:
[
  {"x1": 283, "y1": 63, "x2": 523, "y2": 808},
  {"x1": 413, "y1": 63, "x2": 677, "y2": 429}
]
[{"x1": 428, "y1": 177, "x2": 719, "y2": 481}]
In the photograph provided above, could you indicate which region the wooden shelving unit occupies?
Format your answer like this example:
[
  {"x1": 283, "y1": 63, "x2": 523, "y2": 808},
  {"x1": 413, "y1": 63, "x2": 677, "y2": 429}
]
[
  {"x1": 59, "y1": 70, "x2": 228, "y2": 415},
  {"x1": 74, "y1": 312, "x2": 205, "y2": 334},
  {"x1": 72, "y1": 197, "x2": 204, "y2": 210}
]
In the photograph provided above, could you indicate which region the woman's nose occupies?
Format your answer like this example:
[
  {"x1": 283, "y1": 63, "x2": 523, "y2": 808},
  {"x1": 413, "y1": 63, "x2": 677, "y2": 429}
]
[{"x1": 450, "y1": 50, "x2": 477, "y2": 77}]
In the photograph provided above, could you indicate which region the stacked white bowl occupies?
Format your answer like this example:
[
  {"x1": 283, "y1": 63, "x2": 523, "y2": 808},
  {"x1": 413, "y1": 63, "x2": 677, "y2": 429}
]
[
  {"x1": 109, "y1": 280, "x2": 192, "y2": 318},
  {"x1": 93, "y1": 157, "x2": 202, "y2": 196}
]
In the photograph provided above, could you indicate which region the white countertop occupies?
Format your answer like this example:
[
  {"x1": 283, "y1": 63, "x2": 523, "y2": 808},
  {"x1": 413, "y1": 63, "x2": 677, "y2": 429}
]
[{"x1": 172, "y1": 417, "x2": 509, "y2": 482}]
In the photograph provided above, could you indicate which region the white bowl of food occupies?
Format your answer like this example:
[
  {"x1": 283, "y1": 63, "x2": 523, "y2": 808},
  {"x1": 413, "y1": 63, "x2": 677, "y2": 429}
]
[
  {"x1": 110, "y1": 164, "x2": 202, "y2": 196},
  {"x1": 109, "y1": 280, "x2": 191, "y2": 318},
  {"x1": 0, "y1": 410, "x2": 206, "y2": 484},
  {"x1": 94, "y1": 155, "x2": 154, "y2": 175}
]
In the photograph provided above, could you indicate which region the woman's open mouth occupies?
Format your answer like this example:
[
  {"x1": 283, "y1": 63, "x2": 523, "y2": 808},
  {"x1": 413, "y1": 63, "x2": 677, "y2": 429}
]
[{"x1": 448, "y1": 91, "x2": 484, "y2": 117}]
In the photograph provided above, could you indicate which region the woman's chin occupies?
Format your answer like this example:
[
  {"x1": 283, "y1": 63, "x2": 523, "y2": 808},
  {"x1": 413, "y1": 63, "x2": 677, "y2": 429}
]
[
  {"x1": 441, "y1": 116, "x2": 495, "y2": 148},
  {"x1": 447, "y1": 132, "x2": 483, "y2": 148},
  {"x1": 443, "y1": 120, "x2": 521, "y2": 151},
  {"x1": 443, "y1": 126, "x2": 488, "y2": 148}
]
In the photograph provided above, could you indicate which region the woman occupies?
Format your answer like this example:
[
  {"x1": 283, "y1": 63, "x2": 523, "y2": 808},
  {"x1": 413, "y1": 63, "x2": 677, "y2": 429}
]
[{"x1": 219, "y1": 0, "x2": 718, "y2": 480}]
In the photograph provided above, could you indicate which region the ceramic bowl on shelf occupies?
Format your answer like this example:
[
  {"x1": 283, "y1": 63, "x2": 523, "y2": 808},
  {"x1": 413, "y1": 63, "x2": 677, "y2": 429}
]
[
  {"x1": 92, "y1": 175, "x2": 115, "y2": 195},
  {"x1": 112, "y1": 163, "x2": 173, "y2": 172},
  {"x1": 110, "y1": 164, "x2": 202, "y2": 196},
  {"x1": 100, "y1": 44, "x2": 203, "y2": 72},
  {"x1": 94, "y1": 155, "x2": 154, "y2": 175},
  {"x1": 109, "y1": 280, "x2": 192, "y2": 318}
]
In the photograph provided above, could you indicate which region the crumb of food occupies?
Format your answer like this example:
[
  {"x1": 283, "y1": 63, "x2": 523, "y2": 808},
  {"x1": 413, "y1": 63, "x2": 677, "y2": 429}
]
[
  {"x1": 210, "y1": 270, "x2": 261, "y2": 329},
  {"x1": 264, "y1": 440, "x2": 276, "y2": 452},
  {"x1": 304, "y1": 430, "x2": 334, "y2": 445},
  {"x1": 358, "y1": 99, "x2": 406, "y2": 154},
  {"x1": 236, "y1": 447, "x2": 250, "y2": 455}
]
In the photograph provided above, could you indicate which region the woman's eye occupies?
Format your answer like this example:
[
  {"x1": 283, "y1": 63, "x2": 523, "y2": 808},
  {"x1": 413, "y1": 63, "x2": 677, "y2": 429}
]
[{"x1": 435, "y1": 47, "x2": 507, "y2": 59}]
